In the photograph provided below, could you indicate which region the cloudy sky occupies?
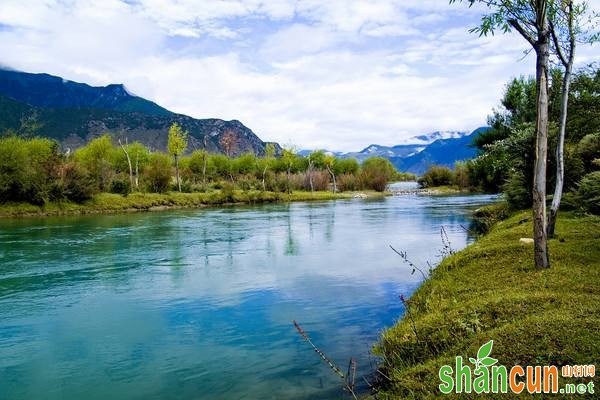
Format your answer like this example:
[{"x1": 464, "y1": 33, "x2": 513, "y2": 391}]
[{"x1": 0, "y1": 0, "x2": 598, "y2": 151}]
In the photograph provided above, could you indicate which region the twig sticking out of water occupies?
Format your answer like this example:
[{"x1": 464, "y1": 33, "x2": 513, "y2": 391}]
[
  {"x1": 346, "y1": 358, "x2": 357, "y2": 391},
  {"x1": 293, "y1": 320, "x2": 344, "y2": 378},
  {"x1": 292, "y1": 320, "x2": 358, "y2": 399}
]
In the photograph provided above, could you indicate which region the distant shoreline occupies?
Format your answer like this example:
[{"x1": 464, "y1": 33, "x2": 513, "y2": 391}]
[{"x1": 0, "y1": 190, "x2": 389, "y2": 219}]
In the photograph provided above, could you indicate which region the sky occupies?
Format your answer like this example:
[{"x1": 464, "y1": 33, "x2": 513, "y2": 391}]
[{"x1": 0, "y1": 0, "x2": 598, "y2": 151}]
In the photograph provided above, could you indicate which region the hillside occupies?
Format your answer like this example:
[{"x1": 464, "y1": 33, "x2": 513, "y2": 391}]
[{"x1": 0, "y1": 69, "x2": 275, "y2": 156}]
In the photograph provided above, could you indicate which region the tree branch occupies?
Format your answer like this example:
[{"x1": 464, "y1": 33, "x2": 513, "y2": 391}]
[
  {"x1": 508, "y1": 18, "x2": 537, "y2": 47},
  {"x1": 550, "y1": 19, "x2": 569, "y2": 66}
]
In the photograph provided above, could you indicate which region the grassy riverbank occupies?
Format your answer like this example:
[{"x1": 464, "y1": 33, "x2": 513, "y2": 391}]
[
  {"x1": 376, "y1": 211, "x2": 600, "y2": 398},
  {"x1": 0, "y1": 190, "x2": 387, "y2": 217}
]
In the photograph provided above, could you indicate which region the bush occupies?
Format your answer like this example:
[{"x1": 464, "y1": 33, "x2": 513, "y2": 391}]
[
  {"x1": 577, "y1": 171, "x2": 600, "y2": 214},
  {"x1": 471, "y1": 202, "x2": 512, "y2": 234},
  {"x1": 360, "y1": 157, "x2": 397, "y2": 192},
  {"x1": 338, "y1": 173, "x2": 359, "y2": 191},
  {"x1": 418, "y1": 165, "x2": 453, "y2": 188},
  {"x1": 503, "y1": 171, "x2": 531, "y2": 210},
  {"x1": 57, "y1": 161, "x2": 96, "y2": 203},
  {"x1": 0, "y1": 136, "x2": 61, "y2": 204},
  {"x1": 452, "y1": 162, "x2": 470, "y2": 189},
  {"x1": 109, "y1": 176, "x2": 131, "y2": 195},
  {"x1": 304, "y1": 170, "x2": 329, "y2": 191},
  {"x1": 144, "y1": 153, "x2": 172, "y2": 193}
]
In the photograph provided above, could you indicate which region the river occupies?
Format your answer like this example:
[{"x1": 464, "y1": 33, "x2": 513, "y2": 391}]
[{"x1": 0, "y1": 190, "x2": 496, "y2": 399}]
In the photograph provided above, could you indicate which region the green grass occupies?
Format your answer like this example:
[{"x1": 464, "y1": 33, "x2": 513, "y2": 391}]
[
  {"x1": 0, "y1": 189, "x2": 387, "y2": 217},
  {"x1": 420, "y1": 185, "x2": 474, "y2": 194},
  {"x1": 375, "y1": 211, "x2": 600, "y2": 399}
]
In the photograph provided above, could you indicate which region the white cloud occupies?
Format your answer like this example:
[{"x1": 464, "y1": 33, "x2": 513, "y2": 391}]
[{"x1": 0, "y1": 0, "x2": 598, "y2": 151}]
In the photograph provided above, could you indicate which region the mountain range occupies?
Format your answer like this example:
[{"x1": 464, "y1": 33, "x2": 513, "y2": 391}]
[
  {"x1": 300, "y1": 129, "x2": 485, "y2": 175},
  {"x1": 0, "y1": 68, "x2": 483, "y2": 174},
  {"x1": 0, "y1": 68, "x2": 275, "y2": 156}
]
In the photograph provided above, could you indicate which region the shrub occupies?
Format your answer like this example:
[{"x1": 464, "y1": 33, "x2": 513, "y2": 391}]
[
  {"x1": 305, "y1": 170, "x2": 329, "y2": 191},
  {"x1": 503, "y1": 171, "x2": 531, "y2": 210},
  {"x1": 338, "y1": 173, "x2": 359, "y2": 191},
  {"x1": 418, "y1": 165, "x2": 453, "y2": 188},
  {"x1": 57, "y1": 161, "x2": 96, "y2": 203},
  {"x1": 109, "y1": 176, "x2": 131, "y2": 195},
  {"x1": 144, "y1": 153, "x2": 172, "y2": 193},
  {"x1": 452, "y1": 162, "x2": 470, "y2": 189},
  {"x1": 577, "y1": 171, "x2": 600, "y2": 215},
  {"x1": 360, "y1": 157, "x2": 397, "y2": 192},
  {"x1": 471, "y1": 202, "x2": 512, "y2": 234}
]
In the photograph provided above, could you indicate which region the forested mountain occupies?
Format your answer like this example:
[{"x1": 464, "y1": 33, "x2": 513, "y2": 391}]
[{"x1": 0, "y1": 68, "x2": 275, "y2": 156}]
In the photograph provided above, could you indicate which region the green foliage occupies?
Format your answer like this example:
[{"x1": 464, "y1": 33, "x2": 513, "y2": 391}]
[
  {"x1": 376, "y1": 211, "x2": 600, "y2": 398},
  {"x1": 0, "y1": 135, "x2": 400, "y2": 206},
  {"x1": 144, "y1": 153, "x2": 172, "y2": 193},
  {"x1": 418, "y1": 165, "x2": 453, "y2": 188},
  {"x1": 167, "y1": 123, "x2": 188, "y2": 158},
  {"x1": 577, "y1": 171, "x2": 600, "y2": 214},
  {"x1": 452, "y1": 161, "x2": 470, "y2": 189},
  {"x1": 109, "y1": 176, "x2": 131, "y2": 196},
  {"x1": 74, "y1": 135, "x2": 118, "y2": 191},
  {"x1": 360, "y1": 157, "x2": 397, "y2": 192},
  {"x1": 576, "y1": 132, "x2": 600, "y2": 173},
  {"x1": 0, "y1": 136, "x2": 62, "y2": 204},
  {"x1": 503, "y1": 170, "x2": 532, "y2": 209},
  {"x1": 56, "y1": 161, "x2": 96, "y2": 203}
]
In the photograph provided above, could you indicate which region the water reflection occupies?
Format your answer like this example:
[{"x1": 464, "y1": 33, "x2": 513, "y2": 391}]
[{"x1": 0, "y1": 193, "x2": 496, "y2": 400}]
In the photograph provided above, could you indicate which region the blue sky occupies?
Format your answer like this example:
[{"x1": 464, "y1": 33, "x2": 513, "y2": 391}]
[{"x1": 0, "y1": 0, "x2": 598, "y2": 151}]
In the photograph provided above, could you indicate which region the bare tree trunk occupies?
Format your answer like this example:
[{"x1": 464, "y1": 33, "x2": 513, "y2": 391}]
[
  {"x1": 548, "y1": 67, "x2": 572, "y2": 237},
  {"x1": 202, "y1": 154, "x2": 207, "y2": 184},
  {"x1": 308, "y1": 161, "x2": 314, "y2": 194},
  {"x1": 262, "y1": 166, "x2": 267, "y2": 191},
  {"x1": 532, "y1": 24, "x2": 551, "y2": 269},
  {"x1": 326, "y1": 166, "x2": 337, "y2": 193},
  {"x1": 135, "y1": 152, "x2": 139, "y2": 189},
  {"x1": 118, "y1": 138, "x2": 133, "y2": 192},
  {"x1": 175, "y1": 155, "x2": 181, "y2": 192},
  {"x1": 548, "y1": 1, "x2": 575, "y2": 238}
]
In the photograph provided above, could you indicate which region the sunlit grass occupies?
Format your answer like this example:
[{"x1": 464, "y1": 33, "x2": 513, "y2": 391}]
[
  {"x1": 375, "y1": 211, "x2": 600, "y2": 398},
  {"x1": 0, "y1": 189, "x2": 387, "y2": 217}
]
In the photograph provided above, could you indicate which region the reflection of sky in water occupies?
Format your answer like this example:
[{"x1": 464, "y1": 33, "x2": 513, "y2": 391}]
[{"x1": 0, "y1": 194, "x2": 496, "y2": 400}]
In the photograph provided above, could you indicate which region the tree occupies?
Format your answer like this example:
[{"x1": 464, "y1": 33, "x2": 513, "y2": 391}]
[
  {"x1": 281, "y1": 148, "x2": 298, "y2": 194},
  {"x1": 167, "y1": 123, "x2": 188, "y2": 192},
  {"x1": 324, "y1": 155, "x2": 337, "y2": 192},
  {"x1": 74, "y1": 134, "x2": 116, "y2": 192},
  {"x1": 360, "y1": 157, "x2": 397, "y2": 192},
  {"x1": 118, "y1": 137, "x2": 133, "y2": 192},
  {"x1": 261, "y1": 143, "x2": 275, "y2": 191},
  {"x1": 547, "y1": 1, "x2": 595, "y2": 237},
  {"x1": 128, "y1": 142, "x2": 149, "y2": 190},
  {"x1": 451, "y1": 0, "x2": 553, "y2": 269}
]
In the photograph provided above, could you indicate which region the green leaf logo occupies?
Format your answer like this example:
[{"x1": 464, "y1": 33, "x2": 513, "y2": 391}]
[
  {"x1": 477, "y1": 340, "x2": 493, "y2": 359},
  {"x1": 470, "y1": 340, "x2": 498, "y2": 370}
]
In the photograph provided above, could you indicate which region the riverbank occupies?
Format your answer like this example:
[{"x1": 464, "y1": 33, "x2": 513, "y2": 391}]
[
  {"x1": 375, "y1": 211, "x2": 600, "y2": 398},
  {"x1": 0, "y1": 190, "x2": 387, "y2": 218}
]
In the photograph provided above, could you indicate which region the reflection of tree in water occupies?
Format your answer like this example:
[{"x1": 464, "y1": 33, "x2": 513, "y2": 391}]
[
  {"x1": 324, "y1": 203, "x2": 335, "y2": 243},
  {"x1": 284, "y1": 209, "x2": 298, "y2": 256}
]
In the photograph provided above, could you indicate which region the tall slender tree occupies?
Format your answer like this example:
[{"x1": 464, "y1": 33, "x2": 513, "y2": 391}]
[
  {"x1": 451, "y1": 0, "x2": 553, "y2": 269},
  {"x1": 547, "y1": 1, "x2": 597, "y2": 237},
  {"x1": 167, "y1": 123, "x2": 188, "y2": 192}
]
